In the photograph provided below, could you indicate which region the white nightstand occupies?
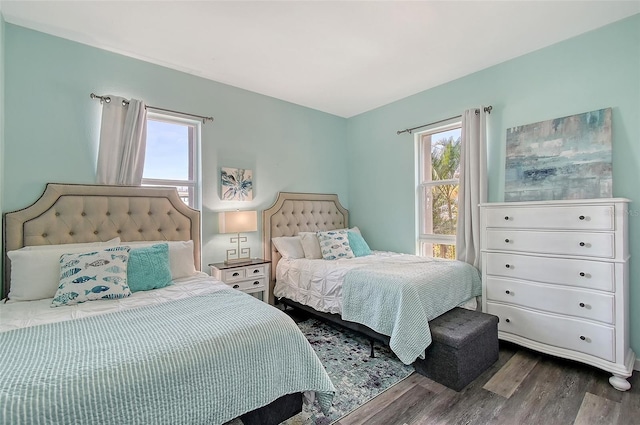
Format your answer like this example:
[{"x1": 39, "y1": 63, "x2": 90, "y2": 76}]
[{"x1": 209, "y1": 259, "x2": 271, "y2": 303}]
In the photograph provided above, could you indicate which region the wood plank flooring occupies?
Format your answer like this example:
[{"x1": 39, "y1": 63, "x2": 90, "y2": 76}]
[{"x1": 334, "y1": 342, "x2": 639, "y2": 425}]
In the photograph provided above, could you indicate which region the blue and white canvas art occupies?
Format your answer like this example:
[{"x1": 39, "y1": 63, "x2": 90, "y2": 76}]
[
  {"x1": 221, "y1": 167, "x2": 253, "y2": 201},
  {"x1": 504, "y1": 108, "x2": 612, "y2": 202}
]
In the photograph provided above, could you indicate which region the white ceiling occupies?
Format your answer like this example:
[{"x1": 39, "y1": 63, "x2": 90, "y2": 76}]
[{"x1": 2, "y1": 1, "x2": 639, "y2": 117}]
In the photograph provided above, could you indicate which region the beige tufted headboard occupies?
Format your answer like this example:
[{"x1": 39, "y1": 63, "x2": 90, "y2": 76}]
[
  {"x1": 3, "y1": 183, "x2": 201, "y2": 298},
  {"x1": 262, "y1": 192, "x2": 348, "y2": 303}
]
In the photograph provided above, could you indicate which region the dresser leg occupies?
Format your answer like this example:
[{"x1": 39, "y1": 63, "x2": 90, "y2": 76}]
[{"x1": 609, "y1": 374, "x2": 631, "y2": 391}]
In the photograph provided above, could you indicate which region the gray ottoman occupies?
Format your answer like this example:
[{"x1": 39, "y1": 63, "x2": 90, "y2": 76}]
[{"x1": 413, "y1": 307, "x2": 499, "y2": 391}]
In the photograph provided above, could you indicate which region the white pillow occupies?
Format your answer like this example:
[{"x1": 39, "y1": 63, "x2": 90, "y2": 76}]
[
  {"x1": 122, "y1": 240, "x2": 197, "y2": 279},
  {"x1": 317, "y1": 230, "x2": 354, "y2": 260},
  {"x1": 299, "y1": 232, "x2": 323, "y2": 259},
  {"x1": 7, "y1": 238, "x2": 122, "y2": 301},
  {"x1": 272, "y1": 236, "x2": 305, "y2": 259},
  {"x1": 52, "y1": 247, "x2": 131, "y2": 307}
]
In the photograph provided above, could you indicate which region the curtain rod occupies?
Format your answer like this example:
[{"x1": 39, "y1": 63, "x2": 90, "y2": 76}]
[
  {"x1": 396, "y1": 106, "x2": 492, "y2": 135},
  {"x1": 90, "y1": 93, "x2": 214, "y2": 124}
]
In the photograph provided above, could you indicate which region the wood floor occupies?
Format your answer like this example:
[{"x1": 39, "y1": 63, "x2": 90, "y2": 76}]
[{"x1": 335, "y1": 342, "x2": 639, "y2": 425}]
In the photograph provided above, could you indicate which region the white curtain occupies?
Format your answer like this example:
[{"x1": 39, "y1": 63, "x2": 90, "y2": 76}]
[
  {"x1": 96, "y1": 96, "x2": 147, "y2": 185},
  {"x1": 456, "y1": 107, "x2": 488, "y2": 269}
]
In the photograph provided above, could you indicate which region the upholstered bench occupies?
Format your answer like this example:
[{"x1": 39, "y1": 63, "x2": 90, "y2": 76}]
[{"x1": 413, "y1": 307, "x2": 499, "y2": 391}]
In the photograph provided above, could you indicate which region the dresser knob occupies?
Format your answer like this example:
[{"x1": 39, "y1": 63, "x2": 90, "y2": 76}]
[
  {"x1": 580, "y1": 335, "x2": 586, "y2": 341},
  {"x1": 253, "y1": 281, "x2": 260, "y2": 285},
  {"x1": 505, "y1": 318, "x2": 511, "y2": 323},
  {"x1": 504, "y1": 216, "x2": 510, "y2": 221},
  {"x1": 579, "y1": 302, "x2": 585, "y2": 308},
  {"x1": 579, "y1": 272, "x2": 586, "y2": 277},
  {"x1": 233, "y1": 284, "x2": 240, "y2": 289},
  {"x1": 579, "y1": 215, "x2": 585, "y2": 220},
  {"x1": 579, "y1": 242, "x2": 586, "y2": 247},
  {"x1": 504, "y1": 238, "x2": 510, "y2": 243},
  {"x1": 505, "y1": 264, "x2": 511, "y2": 269},
  {"x1": 253, "y1": 269, "x2": 260, "y2": 274},
  {"x1": 505, "y1": 290, "x2": 511, "y2": 294},
  {"x1": 232, "y1": 272, "x2": 240, "y2": 277}
]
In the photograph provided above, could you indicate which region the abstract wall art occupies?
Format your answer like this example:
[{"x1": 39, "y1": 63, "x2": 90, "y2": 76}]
[
  {"x1": 504, "y1": 108, "x2": 612, "y2": 202},
  {"x1": 221, "y1": 167, "x2": 253, "y2": 201}
]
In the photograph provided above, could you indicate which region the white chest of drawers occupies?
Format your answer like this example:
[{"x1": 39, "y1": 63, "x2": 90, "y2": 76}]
[{"x1": 480, "y1": 198, "x2": 635, "y2": 391}]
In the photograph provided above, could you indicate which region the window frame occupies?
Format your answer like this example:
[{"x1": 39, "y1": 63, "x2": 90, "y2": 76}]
[
  {"x1": 142, "y1": 112, "x2": 202, "y2": 209},
  {"x1": 415, "y1": 119, "x2": 462, "y2": 257}
]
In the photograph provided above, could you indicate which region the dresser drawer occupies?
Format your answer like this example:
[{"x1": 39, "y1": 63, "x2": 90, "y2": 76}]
[
  {"x1": 222, "y1": 268, "x2": 246, "y2": 281},
  {"x1": 485, "y1": 253, "x2": 615, "y2": 292},
  {"x1": 485, "y1": 230, "x2": 615, "y2": 258},
  {"x1": 486, "y1": 277, "x2": 614, "y2": 324},
  {"x1": 228, "y1": 277, "x2": 266, "y2": 291},
  {"x1": 486, "y1": 302, "x2": 614, "y2": 362},
  {"x1": 485, "y1": 205, "x2": 614, "y2": 231}
]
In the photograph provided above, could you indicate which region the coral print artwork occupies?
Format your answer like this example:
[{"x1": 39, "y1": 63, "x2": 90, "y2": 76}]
[{"x1": 221, "y1": 167, "x2": 253, "y2": 201}]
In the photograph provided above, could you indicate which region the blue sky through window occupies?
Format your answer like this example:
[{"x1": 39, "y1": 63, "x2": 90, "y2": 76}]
[{"x1": 143, "y1": 120, "x2": 189, "y2": 180}]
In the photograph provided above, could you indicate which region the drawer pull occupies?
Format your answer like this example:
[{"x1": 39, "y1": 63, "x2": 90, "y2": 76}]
[
  {"x1": 579, "y1": 242, "x2": 586, "y2": 247},
  {"x1": 505, "y1": 318, "x2": 511, "y2": 323},
  {"x1": 505, "y1": 290, "x2": 511, "y2": 294},
  {"x1": 232, "y1": 272, "x2": 240, "y2": 277},
  {"x1": 253, "y1": 269, "x2": 260, "y2": 274},
  {"x1": 504, "y1": 238, "x2": 510, "y2": 243},
  {"x1": 232, "y1": 284, "x2": 240, "y2": 289},
  {"x1": 579, "y1": 272, "x2": 586, "y2": 277},
  {"x1": 505, "y1": 264, "x2": 511, "y2": 269},
  {"x1": 579, "y1": 302, "x2": 586, "y2": 308},
  {"x1": 253, "y1": 281, "x2": 260, "y2": 285},
  {"x1": 504, "y1": 216, "x2": 510, "y2": 221},
  {"x1": 580, "y1": 335, "x2": 586, "y2": 341},
  {"x1": 579, "y1": 215, "x2": 586, "y2": 220}
]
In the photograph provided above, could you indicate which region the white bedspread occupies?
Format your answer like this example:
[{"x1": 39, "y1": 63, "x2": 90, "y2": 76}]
[
  {"x1": 274, "y1": 251, "x2": 478, "y2": 315},
  {"x1": 0, "y1": 272, "x2": 227, "y2": 332}
]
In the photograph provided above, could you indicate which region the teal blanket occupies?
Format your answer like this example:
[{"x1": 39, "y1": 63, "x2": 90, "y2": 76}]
[
  {"x1": 0, "y1": 289, "x2": 335, "y2": 424},
  {"x1": 342, "y1": 257, "x2": 482, "y2": 364}
]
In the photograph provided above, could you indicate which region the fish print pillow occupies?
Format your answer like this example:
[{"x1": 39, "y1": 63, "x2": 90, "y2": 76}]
[
  {"x1": 51, "y1": 246, "x2": 131, "y2": 307},
  {"x1": 317, "y1": 230, "x2": 354, "y2": 260}
]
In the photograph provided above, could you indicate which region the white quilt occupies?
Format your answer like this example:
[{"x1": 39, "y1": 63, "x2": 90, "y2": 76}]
[
  {"x1": 0, "y1": 272, "x2": 227, "y2": 332},
  {"x1": 274, "y1": 251, "x2": 478, "y2": 315}
]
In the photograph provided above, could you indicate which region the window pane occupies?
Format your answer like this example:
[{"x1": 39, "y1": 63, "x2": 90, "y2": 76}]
[
  {"x1": 143, "y1": 120, "x2": 190, "y2": 181},
  {"x1": 430, "y1": 128, "x2": 461, "y2": 181},
  {"x1": 142, "y1": 183, "x2": 193, "y2": 207},
  {"x1": 420, "y1": 241, "x2": 456, "y2": 259},
  {"x1": 421, "y1": 184, "x2": 458, "y2": 235}
]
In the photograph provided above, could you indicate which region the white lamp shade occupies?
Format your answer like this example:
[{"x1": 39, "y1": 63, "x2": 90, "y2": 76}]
[{"x1": 219, "y1": 210, "x2": 258, "y2": 234}]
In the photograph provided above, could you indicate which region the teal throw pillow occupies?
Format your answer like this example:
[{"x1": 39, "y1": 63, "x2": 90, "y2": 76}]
[
  {"x1": 348, "y1": 231, "x2": 372, "y2": 257},
  {"x1": 127, "y1": 243, "x2": 172, "y2": 292}
]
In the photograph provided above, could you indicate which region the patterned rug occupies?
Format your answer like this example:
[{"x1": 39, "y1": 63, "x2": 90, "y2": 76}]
[{"x1": 281, "y1": 318, "x2": 414, "y2": 424}]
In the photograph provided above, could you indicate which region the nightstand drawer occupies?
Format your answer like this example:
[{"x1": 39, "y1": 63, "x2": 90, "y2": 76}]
[
  {"x1": 246, "y1": 265, "x2": 266, "y2": 278},
  {"x1": 222, "y1": 268, "x2": 246, "y2": 281},
  {"x1": 228, "y1": 277, "x2": 266, "y2": 291}
]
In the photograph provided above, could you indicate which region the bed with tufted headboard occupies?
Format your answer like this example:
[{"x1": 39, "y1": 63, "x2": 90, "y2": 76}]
[
  {"x1": 3, "y1": 183, "x2": 201, "y2": 298},
  {"x1": 263, "y1": 191, "x2": 483, "y2": 365},
  {"x1": 1, "y1": 184, "x2": 334, "y2": 425}
]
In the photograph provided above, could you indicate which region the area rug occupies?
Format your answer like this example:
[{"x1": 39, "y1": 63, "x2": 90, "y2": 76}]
[{"x1": 281, "y1": 318, "x2": 414, "y2": 425}]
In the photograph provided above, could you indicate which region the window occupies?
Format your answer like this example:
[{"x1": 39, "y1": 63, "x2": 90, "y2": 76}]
[
  {"x1": 142, "y1": 113, "x2": 201, "y2": 208},
  {"x1": 417, "y1": 122, "x2": 461, "y2": 259}
]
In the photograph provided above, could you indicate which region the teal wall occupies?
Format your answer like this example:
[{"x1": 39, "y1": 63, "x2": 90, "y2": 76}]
[
  {"x1": 347, "y1": 14, "x2": 640, "y2": 354},
  {"x1": 3, "y1": 24, "x2": 348, "y2": 266}
]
